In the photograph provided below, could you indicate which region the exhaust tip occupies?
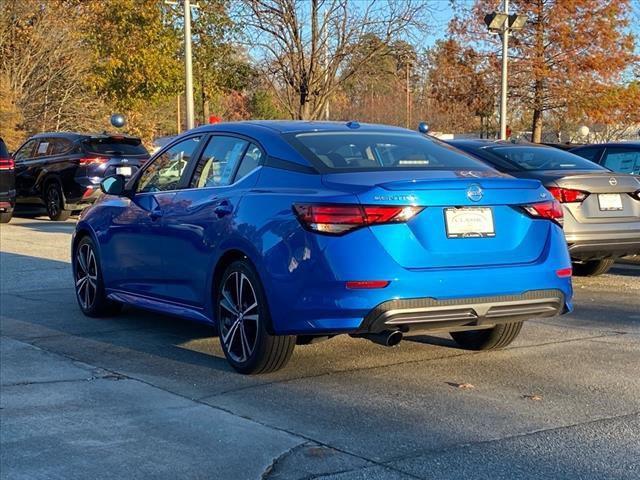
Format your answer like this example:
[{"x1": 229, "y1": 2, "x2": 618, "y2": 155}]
[{"x1": 386, "y1": 330, "x2": 403, "y2": 347}]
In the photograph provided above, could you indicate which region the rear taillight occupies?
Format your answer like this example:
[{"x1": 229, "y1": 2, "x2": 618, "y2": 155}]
[
  {"x1": 79, "y1": 157, "x2": 108, "y2": 166},
  {"x1": 293, "y1": 204, "x2": 424, "y2": 235},
  {"x1": 522, "y1": 200, "x2": 564, "y2": 226},
  {"x1": 0, "y1": 158, "x2": 15, "y2": 170},
  {"x1": 547, "y1": 187, "x2": 588, "y2": 203}
]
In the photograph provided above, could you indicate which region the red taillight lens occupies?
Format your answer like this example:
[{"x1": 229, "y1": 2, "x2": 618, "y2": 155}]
[
  {"x1": 0, "y1": 158, "x2": 15, "y2": 170},
  {"x1": 293, "y1": 204, "x2": 424, "y2": 235},
  {"x1": 556, "y1": 267, "x2": 572, "y2": 278},
  {"x1": 79, "y1": 157, "x2": 108, "y2": 166},
  {"x1": 522, "y1": 200, "x2": 564, "y2": 226},
  {"x1": 547, "y1": 187, "x2": 588, "y2": 203}
]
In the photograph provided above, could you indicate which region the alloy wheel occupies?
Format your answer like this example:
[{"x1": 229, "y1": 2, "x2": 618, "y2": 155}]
[
  {"x1": 75, "y1": 243, "x2": 98, "y2": 309},
  {"x1": 219, "y1": 271, "x2": 259, "y2": 363},
  {"x1": 47, "y1": 185, "x2": 61, "y2": 218}
]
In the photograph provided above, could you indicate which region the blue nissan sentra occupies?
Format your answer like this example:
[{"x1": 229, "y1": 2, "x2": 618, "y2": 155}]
[{"x1": 72, "y1": 121, "x2": 573, "y2": 374}]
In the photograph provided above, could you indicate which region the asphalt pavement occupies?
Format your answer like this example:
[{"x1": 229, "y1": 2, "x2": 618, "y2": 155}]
[{"x1": 1, "y1": 213, "x2": 639, "y2": 480}]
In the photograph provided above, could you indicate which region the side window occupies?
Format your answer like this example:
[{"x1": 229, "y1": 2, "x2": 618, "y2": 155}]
[
  {"x1": 34, "y1": 139, "x2": 52, "y2": 157},
  {"x1": 191, "y1": 136, "x2": 249, "y2": 188},
  {"x1": 136, "y1": 136, "x2": 201, "y2": 193},
  {"x1": 14, "y1": 139, "x2": 38, "y2": 162},
  {"x1": 49, "y1": 138, "x2": 73, "y2": 155},
  {"x1": 234, "y1": 143, "x2": 263, "y2": 181},
  {"x1": 602, "y1": 148, "x2": 640, "y2": 175}
]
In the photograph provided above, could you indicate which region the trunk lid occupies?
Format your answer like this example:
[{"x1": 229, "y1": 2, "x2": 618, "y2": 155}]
[
  {"x1": 549, "y1": 172, "x2": 640, "y2": 224},
  {"x1": 322, "y1": 171, "x2": 555, "y2": 269}
]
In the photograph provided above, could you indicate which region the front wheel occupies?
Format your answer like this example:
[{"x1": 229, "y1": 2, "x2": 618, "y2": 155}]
[
  {"x1": 450, "y1": 322, "x2": 523, "y2": 350},
  {"x1": 572, "y1": 259, "x2": 614, "y2": 277},
  {"x1": 73, "y1": 236, "x2": 121, "y2": 317},
  {"x1": 217, "y1": 260, "x2": 296, "y2": 374},
  {"x1": 44, "y1": 182, "x2": 71, "y2": 221}
]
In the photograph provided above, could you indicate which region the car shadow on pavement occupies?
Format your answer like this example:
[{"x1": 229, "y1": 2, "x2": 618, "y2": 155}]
[{"x1": 10, "y1": 221, "x2": 77, "y2": 234}]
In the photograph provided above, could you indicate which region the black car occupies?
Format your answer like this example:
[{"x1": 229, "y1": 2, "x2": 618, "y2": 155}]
[
  {"x1": 0, "y1": 137, "x2": 15, "y2": 223},
  {"x1": 13, "y1": 132, "x2": 150, "y2": 220},
  {"x1": 570, "y1": 142, "x2": 640, "y2": 175}
]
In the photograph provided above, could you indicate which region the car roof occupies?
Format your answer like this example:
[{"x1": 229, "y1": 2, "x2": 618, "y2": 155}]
[
  {"x1": 571, "y1": 142, "x2": 640, "y2": 149},
  {"x1": 190, "y1": 120, "x2": 416, "y2": 135},
  {"x1": 30, "y1": 131, "x2": 141, "y2": 141},
  {"x1": 448, "y1": 139, "x2": 557, "y2": 150}
]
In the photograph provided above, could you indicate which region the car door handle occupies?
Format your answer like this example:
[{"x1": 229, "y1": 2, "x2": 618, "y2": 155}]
[{"x1": 214, "y1": 201, "x2": 233, "y2": 217}]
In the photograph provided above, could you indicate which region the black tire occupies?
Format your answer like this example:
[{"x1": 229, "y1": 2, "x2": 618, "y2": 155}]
[
  {"x1": 450, "y1": 322, "x2": 523, "y2": 350},
  {"x1": 73, "y1": 236, "x2": 121, "y2": 317},
  {"x1": 44, "y1": 181, "x2": 71, "y2": 221},
  {"x1": 217, "y1": 260, "x2": 296, "y2": 374},
  {"x1": 0, "y1": 212, "x2": 12, "y2": 223},
  {"x1": 572, "y1": 259, "x2": 614, "y2": 277}
]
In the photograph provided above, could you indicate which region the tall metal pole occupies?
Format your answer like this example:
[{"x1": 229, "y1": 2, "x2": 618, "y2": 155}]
[
  {"x1": 184, "y1": 0, "x2": 195, "y2": 130},
  {"x1": 499, "y1": 0, "x2": 509, "y2": 140}
]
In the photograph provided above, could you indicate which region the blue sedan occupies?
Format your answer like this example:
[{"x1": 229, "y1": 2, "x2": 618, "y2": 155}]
[{"x1": 72, "y1": 121, "x2": 573, "y2": 374}]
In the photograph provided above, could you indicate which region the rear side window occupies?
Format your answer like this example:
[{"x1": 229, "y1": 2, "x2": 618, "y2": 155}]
[
  {"x1": 483, "y1": 146, "x2": 605, "y2": 172},
  {"x1": 601, "y1": 148, "x2": 640, "y2": 175},
  {"x1": 84, "y1": 137, "x2": 148, "y2": 156},
  {"x1": 285, "y1": 132, "x2": 491, "y2": 172},
  {"x1": 191, "y1": 136, "x2": 249, "y2": 188},
  {"x1": 49, "y1": 138, "x2": 73, "y2": 155}
]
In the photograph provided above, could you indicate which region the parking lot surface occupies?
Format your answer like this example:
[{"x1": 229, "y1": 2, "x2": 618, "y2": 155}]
[{"x1": 1, "y1": 215, "x2": 639, "y2": 479}]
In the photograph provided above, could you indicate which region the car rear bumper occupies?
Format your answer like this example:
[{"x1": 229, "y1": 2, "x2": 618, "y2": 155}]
[
  {"x1": 355, "y1": 289, "x2": 566, "y2": 334},
  {"x1": 0, "y1": 190, "x2": 15, "y2": 213},
  {"x1": 566, "y1": 232, "x2": 640, "y2": 260}
]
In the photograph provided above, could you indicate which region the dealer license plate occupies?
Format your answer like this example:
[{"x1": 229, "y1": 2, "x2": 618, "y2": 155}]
[
  {"x1": 598, "y1": 194, "x2": 623, "y2": 211},
  {"x1": 445, "y1": 207, "x2": 495, "y2": 238}
]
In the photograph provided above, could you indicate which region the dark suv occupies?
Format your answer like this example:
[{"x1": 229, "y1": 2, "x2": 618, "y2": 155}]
[
  {"x1": 13, "y1": 132, "x2": 150, "y2": 220},
  {"x1": 0, "y1": 137, "x2": 15, "y2": 223}
]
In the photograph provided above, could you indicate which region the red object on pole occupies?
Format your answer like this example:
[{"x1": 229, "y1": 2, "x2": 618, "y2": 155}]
[{"x1": 209, "y1": 115, "x2": 222, "y2": 124}]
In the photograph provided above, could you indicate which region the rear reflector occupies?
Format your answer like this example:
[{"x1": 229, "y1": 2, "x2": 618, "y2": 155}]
[
  {"x1": 293, "y1": 204, "x2": 424, "y2": 235},
  {"x1": 522, "y1": 200, "x2": 564, "y2": 226},
  {"x1": 346, "y1": 280, "x2": 390, "y2": 289},
  {"x1": 547, "y1": 187, "x2": 588, "y2": 203},
  {"x1": 79, "y1": 157, "x2": 108, "y2": 166},
  {"x1": 0, "y1": 158, "x2": 15, "y2": 170},
  {"x1": 556, "y1": 267, "x2": 572, "y2": 278}
]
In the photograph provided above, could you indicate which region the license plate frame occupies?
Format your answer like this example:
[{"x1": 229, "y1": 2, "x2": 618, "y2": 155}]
[
  {"x1": 597, "y1": 193, "x2": 623, "y2": 211},
  {"x1": 116, "y1": 166, "x2": 132, "y2": 176},
  {"x1": 445, "y1": 207, "x2": 495, "y2": 239}
]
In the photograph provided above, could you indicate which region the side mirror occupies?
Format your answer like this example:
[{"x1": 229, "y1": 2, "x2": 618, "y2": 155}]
[
  {"x1": 100, "y1": 175, "x2": 126, "y2": 196},
  {"x1": 418, "y1": 122, "x2": 430, "y2": 134}
]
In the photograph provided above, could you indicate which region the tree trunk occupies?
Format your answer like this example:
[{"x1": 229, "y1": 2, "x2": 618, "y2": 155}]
[{"x1": 531, "y1": 109, "x2": 543, "y2": 143}]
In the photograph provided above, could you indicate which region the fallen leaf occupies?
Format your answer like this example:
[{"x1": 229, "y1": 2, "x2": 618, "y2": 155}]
[
  {"x1": 523, "y1": 394, "x2": 543, "y2": 401},
  {"x1": 447, "y1": 382, "x2": 475, "y2": 389}
]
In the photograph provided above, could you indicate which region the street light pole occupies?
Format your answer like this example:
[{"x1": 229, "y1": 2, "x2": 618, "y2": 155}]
[
  {"x1": 183, "y1": 0, "x2": 195, "y2": 130},
  {"x1": 500, "y1": 0, "x2": 509, "y2": 140},
  {"x1": 484, "y1": 2, "x2": 526, "y2": 141}
]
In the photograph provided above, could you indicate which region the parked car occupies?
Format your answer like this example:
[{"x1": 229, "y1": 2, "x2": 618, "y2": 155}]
[
  {"x1": 13, "y1": 132, "x2": 150, "y2": 220},
  {"x1": 0, "y1": 137, "x2": 15, "y2": 223},
  {"x1": 73, "y1": 121, "x2": 573, "y2": 374},
  {"x1": 570, "y1": 142, "x2": 640, "y2": 175},
  {"x1": 448, "y1": 139, "x2": 640, "y2": 276},
  {"x1": 542, "y1": 142, "x2": 585, "y2": 151}
]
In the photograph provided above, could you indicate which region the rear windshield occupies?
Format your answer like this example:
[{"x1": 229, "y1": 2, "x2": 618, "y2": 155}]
[
  {"x1": 83, "y1": 137, "x2": 148, "y2": 156},
  {"x1": 0, "y1": 138, "x2": 8, "y2": 157},
  {"x1": 483, "y1": 146, "x2": 605, "y2": 172},
  {"x1": 285, "y1": 132, "x2": 493, "y2": 172}
]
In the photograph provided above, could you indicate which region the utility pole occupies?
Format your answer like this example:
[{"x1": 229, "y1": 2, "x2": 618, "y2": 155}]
[
  {"x1": 166, "y1": 0, "x2": 198, "y2": 130},
  {"x1": 499, "y1": 0, "x2": 509, "y2": 141}
]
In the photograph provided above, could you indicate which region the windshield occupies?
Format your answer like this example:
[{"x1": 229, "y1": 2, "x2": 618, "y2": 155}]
[
  {"x1": 483, "y1": 146, "x2": 605, "y2": 172},
  {"x1": 84, "y1": 138, "x2": 148, "y2": 156},
  {"x1": 285, "y1": 132, "x2": 494, "y2": 172}
]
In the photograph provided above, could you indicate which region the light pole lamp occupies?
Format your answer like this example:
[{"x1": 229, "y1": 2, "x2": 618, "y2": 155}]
[{"x1": 484, "y1": 1, "x2": 527, "y2": 140}]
